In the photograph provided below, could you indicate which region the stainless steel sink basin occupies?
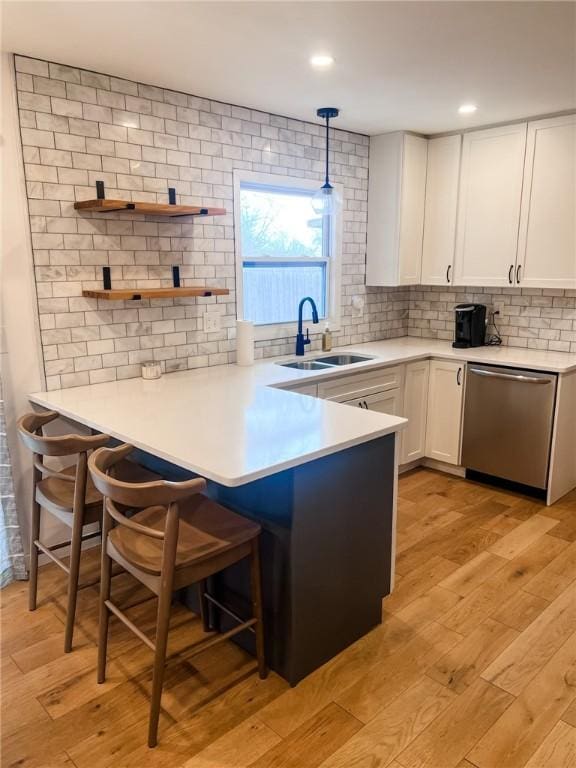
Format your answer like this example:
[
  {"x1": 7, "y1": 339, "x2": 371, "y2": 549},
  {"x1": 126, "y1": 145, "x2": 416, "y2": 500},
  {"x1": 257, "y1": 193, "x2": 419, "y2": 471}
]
[
  {"x1": 313, "y1": 354, "x2": 374, "y2": 366},
  {"x1": 278, "y1": 353, "x2": 374, "y2": 370},
  {"x1": 280, "y1": 361, "x2": 334, "y2": 370}
]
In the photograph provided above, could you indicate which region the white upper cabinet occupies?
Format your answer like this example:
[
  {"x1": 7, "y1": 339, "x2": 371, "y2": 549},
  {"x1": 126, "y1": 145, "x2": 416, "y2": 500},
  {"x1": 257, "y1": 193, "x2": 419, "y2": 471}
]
[
  {"x1": 453, "y1": 123, "x2": 527, "y2": 287},
  {"x1": 517, "y1": 114, "x2": 576, "y2": 289},
  {"x1": 421, "y1": 135, "x2": 462, "y2": 286},
  {"x1": 366, "y1": 132, "x2": 428, "y2": 286}
]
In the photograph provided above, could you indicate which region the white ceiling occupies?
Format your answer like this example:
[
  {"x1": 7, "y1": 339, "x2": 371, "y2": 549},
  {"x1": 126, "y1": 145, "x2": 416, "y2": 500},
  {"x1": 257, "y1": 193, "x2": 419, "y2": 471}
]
[{"x1": 2, "y1": 1, "x2": 575, "y2": 135}]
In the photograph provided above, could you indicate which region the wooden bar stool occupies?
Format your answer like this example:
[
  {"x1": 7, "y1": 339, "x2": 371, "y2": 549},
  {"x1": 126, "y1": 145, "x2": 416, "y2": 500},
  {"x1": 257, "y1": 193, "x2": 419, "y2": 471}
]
[
  {"x1": 17, "y1": 410, "x2": 158, "y2": 653},
  {"x1": 18, "y1": 410, "x2": 111, "y2": 652},
  {"x1": 88, "y1": 442, "x2": 267, "y2": 748}
]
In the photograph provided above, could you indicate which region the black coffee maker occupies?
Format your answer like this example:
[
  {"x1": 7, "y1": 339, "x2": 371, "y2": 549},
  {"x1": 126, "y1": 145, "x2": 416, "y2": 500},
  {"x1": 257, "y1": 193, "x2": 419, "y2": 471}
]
[{"x1": 452, "y1": 304, "x2": 486, "y2": 348}]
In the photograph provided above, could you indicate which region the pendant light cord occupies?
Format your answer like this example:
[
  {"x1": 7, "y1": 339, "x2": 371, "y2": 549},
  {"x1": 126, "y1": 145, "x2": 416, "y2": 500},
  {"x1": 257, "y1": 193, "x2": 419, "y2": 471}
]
[{"x1": 324, "y1": 116, "x2": 330, "y2": 186}]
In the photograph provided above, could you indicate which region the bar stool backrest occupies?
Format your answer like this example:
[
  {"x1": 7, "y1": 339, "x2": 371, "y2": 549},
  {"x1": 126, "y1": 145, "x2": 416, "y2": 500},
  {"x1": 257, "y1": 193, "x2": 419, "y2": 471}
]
[
  {"x1": 18, "y1": 411, "x2": 111, "y2": 488},
  {"x1": 18, "y1": 411, "x2": 110, "y2": 460},
  {"x1": 88, "y1": 443, "x2": 206, "y2": 541}
]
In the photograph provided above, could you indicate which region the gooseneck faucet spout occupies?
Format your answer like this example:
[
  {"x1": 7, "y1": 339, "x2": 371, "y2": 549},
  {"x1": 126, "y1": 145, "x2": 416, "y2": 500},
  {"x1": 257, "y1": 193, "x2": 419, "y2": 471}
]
[{"x1": 295, "y1": 297, "x2": 319, "y2": 356}]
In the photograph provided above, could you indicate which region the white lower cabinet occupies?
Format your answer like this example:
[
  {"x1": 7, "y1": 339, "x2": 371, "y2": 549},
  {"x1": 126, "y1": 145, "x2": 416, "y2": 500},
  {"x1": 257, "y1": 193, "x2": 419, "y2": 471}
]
[
  {"x1": 401, "y1": 360, "x2": 430, "y2": 464},
  {"x1": 296, "y1": 358, "x2": 466, "y2": 468},
  {"x1": 343, "y1": 388, "x2": 403, "y2": 416},
  {"x1": 425, "y1": 360, "x2": 465, "y2": 465},
  {"x1": 286, "y1": 383, "x2": 318, "y2": 397},
  {"x1": 317, "y1": 366, "x2": 404, "y2": 402}
]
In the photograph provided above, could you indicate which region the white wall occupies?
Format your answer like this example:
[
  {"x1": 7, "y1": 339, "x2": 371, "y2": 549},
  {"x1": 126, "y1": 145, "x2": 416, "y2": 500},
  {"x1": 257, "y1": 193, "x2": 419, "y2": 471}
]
[{"x1": 1, "y1": 51, "x2": 46, "y2": 550}]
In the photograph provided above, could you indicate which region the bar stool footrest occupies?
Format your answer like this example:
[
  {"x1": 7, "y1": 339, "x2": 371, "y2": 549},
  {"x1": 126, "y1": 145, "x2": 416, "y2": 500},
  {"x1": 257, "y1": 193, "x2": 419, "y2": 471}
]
[
  {"x1": 203, "y1": 591, "x2": 256, "y2": 634},
  {"x1": 186, "y1": 618, "x2": 257, "y2": 659},
  {"x1": 105, "y1": 599, "x2": 156, "y2": 651}
]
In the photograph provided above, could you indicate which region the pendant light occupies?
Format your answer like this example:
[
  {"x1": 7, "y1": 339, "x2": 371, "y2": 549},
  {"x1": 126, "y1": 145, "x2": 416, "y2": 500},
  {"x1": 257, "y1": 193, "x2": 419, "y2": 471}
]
[{"x1": 312, "y1": 107, "x2": 340, "y2": 216}]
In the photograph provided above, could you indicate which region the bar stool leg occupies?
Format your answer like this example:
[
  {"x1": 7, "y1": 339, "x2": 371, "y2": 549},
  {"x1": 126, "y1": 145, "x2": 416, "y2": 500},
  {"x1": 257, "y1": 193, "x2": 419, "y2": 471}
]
[
  {"x1": 64, "y1": 508, "x2": 84, "y2": 653},
  {"x1": 250, "y1": 538, "x2": 267, "y2": 680},
  {"x1": 97, "y1": 512, "x2": 113, "y2": 683},
  {"x1": 148, "y1": 584, "x2": 172, "y2": 748},
  {"x1": 198, "y1": 580, "x2": 210, "y2": 632},
  {"x1": 29, "y1": 457, "x2": 43, "y2": 612},
  {"x1": 28, "y1": 497, "x2": 41, "y2": 612},
  {"x1": 64, "y1": 451, "x2": 88, "y2": 654}
]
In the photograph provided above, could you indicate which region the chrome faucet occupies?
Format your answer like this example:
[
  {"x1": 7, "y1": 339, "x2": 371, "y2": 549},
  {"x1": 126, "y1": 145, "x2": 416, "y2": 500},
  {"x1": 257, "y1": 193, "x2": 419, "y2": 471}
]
[{"x1": 295, "y1": 297, "x2": 319, "y2": 356}]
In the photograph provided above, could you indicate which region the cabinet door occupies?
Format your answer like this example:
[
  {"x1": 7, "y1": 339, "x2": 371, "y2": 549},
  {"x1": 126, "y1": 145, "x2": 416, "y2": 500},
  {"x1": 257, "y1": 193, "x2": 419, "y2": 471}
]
[
  {"x1": 421, "y1": 135, "x2": 461, "y2": 286},
  {"x1": 366, "y1": 132, "x2": 403, "y2": 286},
  {"x1": 344, "y1": 389, "x2": 403, "y2": 416},
  {"x1": 401, "y1": 360, "x2": 430, "y2": 464},
  {"x1": 366, "y1": 132, "x2": 426, "y2": 286},
  {"x1": 398, "y1": 134, "x2": 428, "y2": 284},
  {"x1": 454, "y1": 124, "x2": 527, "y2": 287},
  {"x1": 425, "y1": 360, "x2": 464, "y2": 465},
  {"x1": 517, "y1": 115, "x2": 576, "y2": 289}
]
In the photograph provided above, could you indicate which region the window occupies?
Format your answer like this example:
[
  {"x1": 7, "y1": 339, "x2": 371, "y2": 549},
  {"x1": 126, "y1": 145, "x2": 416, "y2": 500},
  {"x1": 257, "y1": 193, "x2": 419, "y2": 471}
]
[{"x1": 234, "y1": 171, "x2": 341, "y2": 336}]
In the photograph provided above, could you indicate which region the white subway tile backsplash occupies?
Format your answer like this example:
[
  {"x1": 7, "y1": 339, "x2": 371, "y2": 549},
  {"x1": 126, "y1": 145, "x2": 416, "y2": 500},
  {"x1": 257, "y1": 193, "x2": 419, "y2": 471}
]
[
  {"x1": 408, "y1": 286, "x2": 576, "y2": 353},
  {"x1": 51, "y1": 97, "x2": 83, "y2": 118},
  {"x1": 68, "y1": 118, "x2": 99, "y2": 137}
]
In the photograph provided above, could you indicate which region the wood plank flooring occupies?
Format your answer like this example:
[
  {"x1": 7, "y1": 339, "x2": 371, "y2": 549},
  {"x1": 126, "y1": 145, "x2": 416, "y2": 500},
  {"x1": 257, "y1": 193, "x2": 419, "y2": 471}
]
[{"x1": 2, "y1": 468, "x2": 576, "y2": 768}]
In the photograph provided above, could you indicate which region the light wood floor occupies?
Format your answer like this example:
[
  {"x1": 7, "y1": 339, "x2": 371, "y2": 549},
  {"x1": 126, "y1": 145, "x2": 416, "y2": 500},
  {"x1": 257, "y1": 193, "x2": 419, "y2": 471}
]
[{"x1": 2, "y1": 468, "x2": 576, "y2": 768}]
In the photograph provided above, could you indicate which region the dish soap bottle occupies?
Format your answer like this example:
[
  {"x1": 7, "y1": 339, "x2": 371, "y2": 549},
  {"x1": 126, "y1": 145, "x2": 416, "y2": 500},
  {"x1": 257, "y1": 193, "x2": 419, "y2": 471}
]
[{"x1": 322, "y1": 324, "x2": 332, "y2": 352}]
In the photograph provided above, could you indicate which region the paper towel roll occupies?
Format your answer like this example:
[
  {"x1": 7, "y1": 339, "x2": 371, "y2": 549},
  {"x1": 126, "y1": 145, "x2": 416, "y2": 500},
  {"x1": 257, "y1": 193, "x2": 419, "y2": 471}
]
[{"x1": 236, "y1": 320, "x2": 254, "y2": 366}]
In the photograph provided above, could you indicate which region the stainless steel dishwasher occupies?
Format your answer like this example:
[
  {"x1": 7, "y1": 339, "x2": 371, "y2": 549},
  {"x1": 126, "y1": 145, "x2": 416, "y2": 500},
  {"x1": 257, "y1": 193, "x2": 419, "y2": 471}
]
[{"x1": 462, "y1": 364, "x2": 557, "y2": 489}]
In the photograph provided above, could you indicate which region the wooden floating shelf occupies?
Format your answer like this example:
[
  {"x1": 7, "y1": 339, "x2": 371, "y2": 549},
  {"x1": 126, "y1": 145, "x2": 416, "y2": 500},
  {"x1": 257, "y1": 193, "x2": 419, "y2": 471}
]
[
  {"x1": 74, "y1": 199, "x2": 227, "y2": 218},
  {"x1": 82, "y1": 287, "x2": 229, "y2": 301}
]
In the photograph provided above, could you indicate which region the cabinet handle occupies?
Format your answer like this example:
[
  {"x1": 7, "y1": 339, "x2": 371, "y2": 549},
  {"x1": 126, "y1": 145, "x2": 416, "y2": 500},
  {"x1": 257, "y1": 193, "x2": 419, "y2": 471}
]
[
  {"x1": 357, "y1": 402, "x2": 363, "y2": 408},
  {"x1": 363, "y1": 400, "x2": 368, "y2": 409},
  {"x1": 446, "y1": 265, "x2": 452, "y2": 283},
  {"x1": 457, "y1": 367, "x2": 462, "y2": 386},
  {"x1": 508, "y1": 265, "x2": 514, "y2": 284},
  {"x1": 516, "y1": 264, "x2": 522, "y2": 284}
]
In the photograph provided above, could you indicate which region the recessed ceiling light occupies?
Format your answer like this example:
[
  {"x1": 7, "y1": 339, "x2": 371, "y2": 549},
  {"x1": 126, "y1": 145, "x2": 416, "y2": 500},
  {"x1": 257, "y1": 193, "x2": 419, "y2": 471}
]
[
  {"x1": 458, "y1": 104, "x2": 478, "y2": 114},
  {"x1": 310, "y1": 54, "x2": 334, "y2": 69}
]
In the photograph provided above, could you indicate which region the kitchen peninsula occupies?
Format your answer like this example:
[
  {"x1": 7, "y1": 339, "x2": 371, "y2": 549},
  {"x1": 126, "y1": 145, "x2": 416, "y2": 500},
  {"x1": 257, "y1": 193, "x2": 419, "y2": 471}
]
[
  {"x1": 29, "y1": 359, "x2": 406, "y2": 684},
  {"x1": 28, "y1": 335, "x2": 576, "y2": 683}
]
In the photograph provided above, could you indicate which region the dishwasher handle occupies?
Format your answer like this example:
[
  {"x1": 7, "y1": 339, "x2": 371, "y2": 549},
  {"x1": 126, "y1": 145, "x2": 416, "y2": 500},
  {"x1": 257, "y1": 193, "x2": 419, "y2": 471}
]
[{"x1": 469, "y1": 367, "x2": 552, "y2": 385}]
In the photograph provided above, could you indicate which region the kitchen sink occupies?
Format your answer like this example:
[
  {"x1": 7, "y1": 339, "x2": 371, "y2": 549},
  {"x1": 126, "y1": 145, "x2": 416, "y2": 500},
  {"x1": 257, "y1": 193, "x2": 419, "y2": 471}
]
[
  {"x1": 280, "y1": 361, "x2": 334, "y2": 370},
  {"x1": 278, "y1": 354, "x2": 374, "y2": 370},
  {"x1": 313, "y1": 354, "x2": 374, "y2": 366}
]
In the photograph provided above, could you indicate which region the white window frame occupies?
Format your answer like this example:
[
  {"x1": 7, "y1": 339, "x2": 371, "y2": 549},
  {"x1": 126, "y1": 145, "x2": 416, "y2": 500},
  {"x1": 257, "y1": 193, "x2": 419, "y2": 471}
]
[{"x1": 233, "y1": 169, "x2": 342, "y2": 342}]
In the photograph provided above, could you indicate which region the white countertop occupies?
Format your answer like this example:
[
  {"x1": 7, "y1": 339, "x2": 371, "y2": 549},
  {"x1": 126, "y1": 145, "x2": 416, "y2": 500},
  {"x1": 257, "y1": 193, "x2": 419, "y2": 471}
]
[
  {"x1": 29, "y1": 337, "x2": 576, "y2": 487},
  {"x1": 267, "y1": 337, "x2": 576, "y2": 383},
  {"x1": 29, "y1": 360, "x2": 407, "y2": 487}
]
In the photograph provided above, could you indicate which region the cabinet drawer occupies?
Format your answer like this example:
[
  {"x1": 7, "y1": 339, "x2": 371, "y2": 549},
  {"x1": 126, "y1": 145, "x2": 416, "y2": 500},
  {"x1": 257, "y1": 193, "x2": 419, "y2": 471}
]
[
  {"x1": 318, "y1": 365, "x2": 404, "y2": 402},
  {"x1": 343, "y1": 389, "x2": 403, "y2": 416},
  {"x1": 285, "y1": 383, "x2": 318, "y2": 397}
]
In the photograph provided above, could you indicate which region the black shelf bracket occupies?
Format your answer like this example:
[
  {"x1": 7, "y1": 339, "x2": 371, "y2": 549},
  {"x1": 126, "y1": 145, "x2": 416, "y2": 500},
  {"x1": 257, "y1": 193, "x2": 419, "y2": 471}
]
[
  {"x1": 172, "y1": 265, "x2": 180, "y2": 287},
  {"x1": 168, "y1": 187, "x2": 176, "y2": 205},
  {"x1": 102, "y1": 266, "x2": 111, "y2": 290},
  {"x1": 96, "y1": 180, "x2": 105, "y2": 200},
  {"x1": 170, "y1": 207, "x2": 209, "y2": 218}
]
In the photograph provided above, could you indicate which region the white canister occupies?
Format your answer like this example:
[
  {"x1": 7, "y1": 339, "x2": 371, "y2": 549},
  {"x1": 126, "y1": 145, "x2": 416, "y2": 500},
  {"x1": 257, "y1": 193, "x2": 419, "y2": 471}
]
[
  {"x1": 236, "y1": 320, "x2": 255, "y2": 366},
  {"x1": 141, "y1": 361, "x2": 162, "y2": 379}
]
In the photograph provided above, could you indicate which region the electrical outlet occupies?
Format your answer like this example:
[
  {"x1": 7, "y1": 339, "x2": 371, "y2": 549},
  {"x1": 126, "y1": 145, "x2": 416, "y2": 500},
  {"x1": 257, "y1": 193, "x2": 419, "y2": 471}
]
[{"x1": 203, "y1": 313, "x2": 221, "y2": 333}]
